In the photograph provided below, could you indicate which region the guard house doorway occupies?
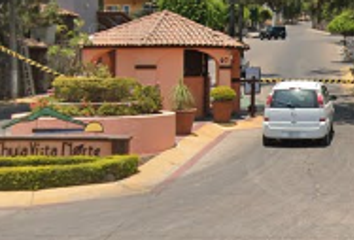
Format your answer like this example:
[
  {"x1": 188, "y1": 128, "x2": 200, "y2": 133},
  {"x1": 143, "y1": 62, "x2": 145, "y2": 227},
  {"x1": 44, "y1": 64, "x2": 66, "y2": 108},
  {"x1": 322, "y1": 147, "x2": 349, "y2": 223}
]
[{"x1": 183, "y1": 49, "x2": 217, "y2": 119}]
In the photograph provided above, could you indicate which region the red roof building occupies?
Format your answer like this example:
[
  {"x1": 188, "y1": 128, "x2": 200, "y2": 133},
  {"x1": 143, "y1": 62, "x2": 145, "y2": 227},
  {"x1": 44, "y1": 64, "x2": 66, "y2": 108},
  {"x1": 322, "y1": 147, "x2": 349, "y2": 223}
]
[{"x1": 83, "y1": 10, "x2": 247, "y2": 117}]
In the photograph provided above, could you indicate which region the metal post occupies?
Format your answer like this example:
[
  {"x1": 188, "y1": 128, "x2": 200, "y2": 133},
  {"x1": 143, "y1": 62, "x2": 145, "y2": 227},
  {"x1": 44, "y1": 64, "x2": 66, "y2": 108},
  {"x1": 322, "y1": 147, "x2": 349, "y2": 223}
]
[
  {"x1": 229, "y1": 0, "x2": 236, "y2": 37},
  {"x1": 9, "y1": 0, "x2": 18, "y2": 99},
  {"x1": 249, "y1": 77, "x2": 257, "y2": 118}
]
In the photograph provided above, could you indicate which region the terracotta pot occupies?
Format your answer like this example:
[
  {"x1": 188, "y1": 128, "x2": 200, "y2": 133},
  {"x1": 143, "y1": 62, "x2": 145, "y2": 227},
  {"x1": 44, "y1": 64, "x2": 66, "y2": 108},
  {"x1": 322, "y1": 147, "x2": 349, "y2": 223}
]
[
  {"x1": 212, "y1": 101, "x2": 233, "y2": 123},
  {"x1": 175, "y1": 108, "x2": 197, "y2": 135}
]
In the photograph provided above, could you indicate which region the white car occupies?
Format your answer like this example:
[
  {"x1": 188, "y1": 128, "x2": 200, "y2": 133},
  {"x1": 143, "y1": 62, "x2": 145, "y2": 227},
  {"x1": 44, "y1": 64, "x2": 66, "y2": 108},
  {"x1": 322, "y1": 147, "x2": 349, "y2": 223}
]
[{"x1": 263, "y1": 81, "x2": 336, "y2": 146}]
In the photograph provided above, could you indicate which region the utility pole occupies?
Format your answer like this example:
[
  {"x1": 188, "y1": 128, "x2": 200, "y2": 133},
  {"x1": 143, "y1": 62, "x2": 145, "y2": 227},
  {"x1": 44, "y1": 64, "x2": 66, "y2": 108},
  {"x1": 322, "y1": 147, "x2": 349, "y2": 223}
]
[
  {"x1": 9, "y1": 0, "x2": 19, "y2": 99},
  {"x1": 229, "y1": 0, "x2": 236, "y2": 37}
]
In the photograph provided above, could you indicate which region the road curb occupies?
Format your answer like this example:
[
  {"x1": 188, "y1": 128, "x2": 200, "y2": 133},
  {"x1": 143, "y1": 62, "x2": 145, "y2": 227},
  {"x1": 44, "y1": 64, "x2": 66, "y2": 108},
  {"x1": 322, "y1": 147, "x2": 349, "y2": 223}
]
[
  {"x1": 307, "y1": 28, "x2": 331, "y2": 36},
  {"x1": 152, "y1": 131, "x2": 231, "y2": 194}
]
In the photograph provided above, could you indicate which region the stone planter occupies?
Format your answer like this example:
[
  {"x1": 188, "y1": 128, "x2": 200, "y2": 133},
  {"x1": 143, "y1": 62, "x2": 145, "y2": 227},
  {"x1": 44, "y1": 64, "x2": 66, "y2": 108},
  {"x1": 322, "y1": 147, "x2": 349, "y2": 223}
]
[
  {"x1": 175, "y1": 108, "x2": 196, "y2": 135},
  {"x1": 212, "y1": 101, "x2": 234, "y2": 123}
]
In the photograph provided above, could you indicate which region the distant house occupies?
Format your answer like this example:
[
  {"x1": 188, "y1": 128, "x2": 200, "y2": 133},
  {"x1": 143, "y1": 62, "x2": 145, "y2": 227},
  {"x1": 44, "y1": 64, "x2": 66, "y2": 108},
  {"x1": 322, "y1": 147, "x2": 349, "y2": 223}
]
[
  {"x1": 103, "y1": 0, "x2": 150, "y2": 16},
  {"x1": 56, "y1": 0, "x2": 99, "y2": 33}
]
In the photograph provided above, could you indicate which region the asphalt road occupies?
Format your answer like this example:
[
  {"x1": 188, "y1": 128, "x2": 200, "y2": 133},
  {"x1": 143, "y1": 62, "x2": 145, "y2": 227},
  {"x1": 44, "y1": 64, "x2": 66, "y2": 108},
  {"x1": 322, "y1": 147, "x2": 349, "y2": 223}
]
[
  {"x1": 245, "y1": 21, "x2": 351, "y2": 79},
  {"x1": 1, "y1": 23, "x2": 354, "y2": 240}
]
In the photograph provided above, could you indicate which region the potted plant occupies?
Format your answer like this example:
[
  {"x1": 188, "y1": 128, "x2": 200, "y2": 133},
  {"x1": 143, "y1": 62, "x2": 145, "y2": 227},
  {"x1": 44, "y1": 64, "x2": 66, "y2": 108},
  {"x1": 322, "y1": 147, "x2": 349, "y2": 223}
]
[
  {"x1": 210, "y1": 86, "x2": 236, "y2": 123},
  {"x1": 171, "y1": 79, "x2": 196, "y2": 135}
]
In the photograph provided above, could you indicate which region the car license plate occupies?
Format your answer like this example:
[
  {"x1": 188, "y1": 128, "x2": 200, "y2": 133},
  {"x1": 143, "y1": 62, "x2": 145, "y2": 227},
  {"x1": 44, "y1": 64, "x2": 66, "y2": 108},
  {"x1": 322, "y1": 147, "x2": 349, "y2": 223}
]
[{"x1": 282, "y1": 131, "x2": 300, "y2": 138}]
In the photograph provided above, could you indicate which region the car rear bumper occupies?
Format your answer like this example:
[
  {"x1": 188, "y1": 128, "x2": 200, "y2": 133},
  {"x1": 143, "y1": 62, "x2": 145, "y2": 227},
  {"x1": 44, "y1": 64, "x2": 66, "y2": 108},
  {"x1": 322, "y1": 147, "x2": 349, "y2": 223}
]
[{"x1": 263, "y1": 122, "x2": 329, "y2": 140}]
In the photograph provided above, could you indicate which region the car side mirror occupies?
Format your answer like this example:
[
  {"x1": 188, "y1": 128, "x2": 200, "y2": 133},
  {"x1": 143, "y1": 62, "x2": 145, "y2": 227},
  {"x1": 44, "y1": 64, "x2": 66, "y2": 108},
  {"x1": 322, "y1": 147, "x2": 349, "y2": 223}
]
[{"x1": 329, "y1": 95, "x2": 337, "y2": 101}]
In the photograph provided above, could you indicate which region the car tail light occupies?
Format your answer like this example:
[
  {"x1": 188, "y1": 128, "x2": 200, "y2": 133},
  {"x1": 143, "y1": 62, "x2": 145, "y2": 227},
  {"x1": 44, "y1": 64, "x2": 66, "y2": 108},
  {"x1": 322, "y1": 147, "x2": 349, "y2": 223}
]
[
  {"x1": 317, "y1": 94, "x2": 324, "y2": 108},
  {"x1": 264, "y1": 117, "x2": 269, "y2": 122},
  {"x1": 266, "y1": 95, "x2": 273, "y2": 107},
  {"x1": 320, "y1": 118, "x2": 326, "y2": 122}
]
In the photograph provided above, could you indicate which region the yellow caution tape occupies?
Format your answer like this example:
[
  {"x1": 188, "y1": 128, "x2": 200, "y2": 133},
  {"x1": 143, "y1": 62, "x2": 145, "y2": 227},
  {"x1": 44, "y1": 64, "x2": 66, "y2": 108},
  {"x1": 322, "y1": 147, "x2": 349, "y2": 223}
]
[
  {"x1": 260, "y1": 78, "x2": 354, "y2": 84},
  {"x1": 0, "y1": 44, "x2": 64, "y2": 77}
]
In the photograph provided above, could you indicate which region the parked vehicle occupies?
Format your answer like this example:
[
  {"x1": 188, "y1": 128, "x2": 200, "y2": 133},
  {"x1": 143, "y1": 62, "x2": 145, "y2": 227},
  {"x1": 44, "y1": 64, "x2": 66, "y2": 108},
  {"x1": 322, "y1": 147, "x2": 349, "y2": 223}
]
[
  {"x1": 260, "y1": 26, "x2": 287, "y2": 40},
  {"x1": 263, "y1": 81, "x2": 336, "y2": 146}
]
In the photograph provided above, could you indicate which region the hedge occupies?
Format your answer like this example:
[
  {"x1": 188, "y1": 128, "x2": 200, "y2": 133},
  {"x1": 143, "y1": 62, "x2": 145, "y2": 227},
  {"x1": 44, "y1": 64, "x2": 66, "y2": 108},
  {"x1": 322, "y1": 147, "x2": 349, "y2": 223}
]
[
  {"x1": 0, "y1": 155, "x2": 139, "y2": 191},
  {"x1": 0, "y1": 156, "x2": 99, "y2": 167},
  {"x1": 52, "y1": 77, "x2": 140, "y2": 102},
  {"x1": 46, "y1": 77, "x2": 163, "y2": 116}
]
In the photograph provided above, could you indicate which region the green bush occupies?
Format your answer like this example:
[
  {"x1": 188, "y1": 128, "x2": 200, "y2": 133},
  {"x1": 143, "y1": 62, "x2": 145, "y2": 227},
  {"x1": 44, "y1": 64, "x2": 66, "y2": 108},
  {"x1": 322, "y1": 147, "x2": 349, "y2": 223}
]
[
  {"x1": 132, "y1": 85, "x2": 163, "y2": 114},
  {"x1": 48, "y1": 77, "x2": 163, "y2": 116},
  {"x1": 53, "y1": 104, "x2": 81, "y2": 116},
  {"x1": 328, "y1": 10, "x2": 354, "y2": 36},
  {"x1": 0, "y1": 155, "x2": 139, "y2": 191},
  {"x1": 210, "y1": 86, "x2": 237, "y2": 102},
  {"x1": 52, "y1": 77, "x2": 140, "y2": 102},
  {"x1": 96, "y1": 103, "x2": 138, "y2": 116},
  {"x1": 0, "y1": 156, "x2": 98, "y2": 167}
]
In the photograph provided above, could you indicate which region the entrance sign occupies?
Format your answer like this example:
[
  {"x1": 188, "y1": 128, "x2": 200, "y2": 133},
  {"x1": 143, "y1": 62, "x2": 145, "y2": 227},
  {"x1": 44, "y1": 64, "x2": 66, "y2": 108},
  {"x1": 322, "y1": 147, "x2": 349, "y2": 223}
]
[
  {"x1": 0, "y1": 136, "x2": 131, "y2": 157},
  {"x1": 244, "y1": 67, "x2": 261, "y2": 95}
]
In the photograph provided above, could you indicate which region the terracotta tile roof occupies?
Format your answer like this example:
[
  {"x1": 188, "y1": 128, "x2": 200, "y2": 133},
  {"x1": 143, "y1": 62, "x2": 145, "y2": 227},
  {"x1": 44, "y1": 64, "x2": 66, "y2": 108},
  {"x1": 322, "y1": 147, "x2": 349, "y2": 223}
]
[{"x1": 89, "y1": 10, "x2": 246, "y2": 49}]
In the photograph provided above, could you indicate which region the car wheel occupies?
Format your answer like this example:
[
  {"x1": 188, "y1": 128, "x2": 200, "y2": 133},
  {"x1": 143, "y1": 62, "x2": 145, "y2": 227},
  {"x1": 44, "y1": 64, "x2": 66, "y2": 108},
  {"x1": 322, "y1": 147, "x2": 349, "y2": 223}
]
[
  {"x1": 268, "y1": 36, "x2": 271, "y2": 40},
  {"x1": 330, "y1": 124, "x2": 335, "y2": 135},
  {"x1": 319, "y1": 132, "x2": 331, "y2": 147},
  {"x1": 263, "y1": 135, "x2": 273, "y2": 147},
  {"x1": 260, "y1": 36, "x2": 264, "y2": 40},
  {"x1": 275, "y1": 37, "x2": 278, "y2": 40}
]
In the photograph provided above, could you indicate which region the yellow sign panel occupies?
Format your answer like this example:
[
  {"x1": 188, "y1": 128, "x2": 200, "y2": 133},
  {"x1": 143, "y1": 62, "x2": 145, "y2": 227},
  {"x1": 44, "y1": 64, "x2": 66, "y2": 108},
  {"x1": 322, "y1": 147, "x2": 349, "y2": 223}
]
[{"x1": 84, "y1": 122, "x2": 104, "y2": 133}]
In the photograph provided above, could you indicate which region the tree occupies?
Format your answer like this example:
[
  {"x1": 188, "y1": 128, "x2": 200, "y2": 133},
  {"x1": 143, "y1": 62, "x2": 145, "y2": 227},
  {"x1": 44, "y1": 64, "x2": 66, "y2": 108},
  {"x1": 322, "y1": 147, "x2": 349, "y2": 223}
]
[
  {"x1": 259, "y1": 7, "x2": 273, "y2": 24},
  {"x1": 47, "y1": 19, "x2": 91, "y2": 76},
  {"x1": 328, "y1": 9, "x2": 354, "y2": 44},
  {"x1": 157, "y1": 0, "x2": 227, "y2": 31},
  {"x1": 283, "y1": 0, "x2": 302, "y2": 24},
  {"x1": 301, "y1": 0, "x2": 354, "y2": 29},
  {"x1": 0, "y1": 0, "x2": 47, "y2": 98}
]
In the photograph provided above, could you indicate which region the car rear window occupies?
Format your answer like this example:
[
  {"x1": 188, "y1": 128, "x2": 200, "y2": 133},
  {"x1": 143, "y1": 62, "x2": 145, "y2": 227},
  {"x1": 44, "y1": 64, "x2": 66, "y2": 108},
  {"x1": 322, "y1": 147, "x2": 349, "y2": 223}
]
[
  {"x1": 273, "y1": 27, "x2": 285, "y2": 31},
  {"x1": 271, "y1": 89, "x2": 318, "y2": 108}
]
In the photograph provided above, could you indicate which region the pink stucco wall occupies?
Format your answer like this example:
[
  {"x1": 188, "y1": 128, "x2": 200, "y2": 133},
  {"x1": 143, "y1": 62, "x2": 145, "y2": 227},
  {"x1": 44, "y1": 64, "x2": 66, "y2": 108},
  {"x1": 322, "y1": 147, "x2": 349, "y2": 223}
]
[
  {"x1": 10, "y1": 111, "x2": 176, "y2": 155},
  {"x1": 115, "y1": 48, "x2": 184, "y2": 109}
]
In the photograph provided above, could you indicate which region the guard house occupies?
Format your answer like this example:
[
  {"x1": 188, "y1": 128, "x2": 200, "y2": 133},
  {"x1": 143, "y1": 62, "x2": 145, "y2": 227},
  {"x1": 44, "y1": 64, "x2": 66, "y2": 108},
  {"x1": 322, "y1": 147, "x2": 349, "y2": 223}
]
[{"x1": 82, "y1": 10, "x2": 247, "y2": 118}]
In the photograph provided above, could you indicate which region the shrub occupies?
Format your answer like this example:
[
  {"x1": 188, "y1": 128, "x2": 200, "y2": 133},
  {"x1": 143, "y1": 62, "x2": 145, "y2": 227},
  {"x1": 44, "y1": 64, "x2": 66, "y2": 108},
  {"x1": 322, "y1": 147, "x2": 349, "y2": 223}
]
[
  {"x1": 132, "y1": 85, "x2": 163, "y2": 114},
  {"x1": 0, "y1": 155, "x2": 139, "y2": 191},
  {"x1": 96, "y1": 103, "x2": 136, "y2": 116},
  {"x1": 53, "y1": 104, "x2": 81, "y2": 116},
  {"x1": 103, "y1": 78, "x2": 140, "y2": 102},
  {"x1": 48, "y1": 77, "x2": 163, "y2": 116},
  {"x1": 210, "y1": 86, "x2": 237, "y2": 102},
  {"x1": 0, "y1": 156, "x2": 99, "y2": 167},
  {"x1": 328, "y1": 10, "x2": 354, "y2": 37},
  {"x1": 52, "y1": 77, "x2": 140, "y2": 102}
]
